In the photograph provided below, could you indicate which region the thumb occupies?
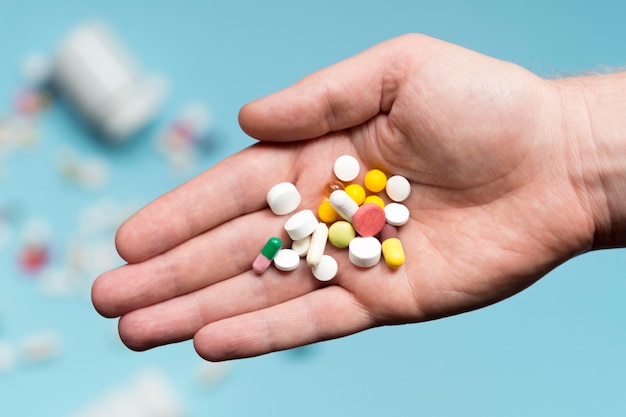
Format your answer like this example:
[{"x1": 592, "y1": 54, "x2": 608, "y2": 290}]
[{"x1": 238, "y1": 34, "x2": 435, "y2": 141}]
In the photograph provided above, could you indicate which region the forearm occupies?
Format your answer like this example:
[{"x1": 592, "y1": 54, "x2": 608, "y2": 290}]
[{"x1": 550, "y1": 73, "x2": 626, "y2": 249}]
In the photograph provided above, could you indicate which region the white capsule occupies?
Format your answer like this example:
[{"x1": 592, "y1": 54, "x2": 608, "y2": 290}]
[
  {"x1": 385, "y1": 175, "x2": 411, "y2": 202},
  {"x1": 266, "y1": 182, "x2": 301, "y2": 215},
  {"x1": 384, "y1": 202, "x2": 410, "y2": 226},
  {"x1": 306, "y1": 222, "x2": 328, "y2": 267},
  {"x1": 273, "y1": 249, "x2": 301, "y2": 272},
  {"x1": 349, "y1": 236, "x2": 382, "y2": 268},
  {"x1": 333, "y1": 155, "x2": 360, "y2": 182},
  {"x1": 53, "y1": 22, "x2": 168, "y2": 141},
  {"x1": 284, "y1": 209, "x2": 319, "y2": 241},
  {"x1": 329, "y1": 190, "x2": 359, "y2": 222},
  {"x1": 291, "y1": 236, "x2": 311, "y2": 257},
  {"x1": 311, "y1": 254, "x2": 338, "y2": 281}
]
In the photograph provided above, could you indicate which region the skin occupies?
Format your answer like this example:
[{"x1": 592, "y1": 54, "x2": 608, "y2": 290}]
[{"x1": 91, "y1": 33, "x2": 619, "y2": 361}]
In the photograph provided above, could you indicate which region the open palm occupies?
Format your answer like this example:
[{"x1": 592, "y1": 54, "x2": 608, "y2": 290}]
[{"x1": 92, "y1": 34, "x2": 594, "y2": 361}]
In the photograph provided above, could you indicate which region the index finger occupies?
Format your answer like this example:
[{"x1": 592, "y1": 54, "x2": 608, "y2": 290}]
[
  {"x1": 116, "y1": 142, "x2": 298, "y2": 263},
  {"x1": 237, "y1": 33, "x2": 446, "y2": 142}
]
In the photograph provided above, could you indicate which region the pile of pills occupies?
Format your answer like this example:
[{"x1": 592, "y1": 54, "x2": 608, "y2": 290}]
[
  {"x1": 155, "y1": 102, "x2": 214, "y2": 173},
  {"x1": 253, "y1": 155, "x2": 410, "y2": 281}
]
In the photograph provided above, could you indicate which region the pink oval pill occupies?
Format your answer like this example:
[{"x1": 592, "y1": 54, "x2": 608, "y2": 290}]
[{"x1": 352, "y1": 203, "x2": 386, "y2": 237}]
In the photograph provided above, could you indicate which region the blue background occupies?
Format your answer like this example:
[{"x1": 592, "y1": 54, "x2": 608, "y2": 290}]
[{"x1": 1, "y1": 1, "x2": 625, "y2": 416}]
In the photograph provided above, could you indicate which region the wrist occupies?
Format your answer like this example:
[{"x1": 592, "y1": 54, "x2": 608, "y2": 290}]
[{"x1": 550, "y1": 73, "x2": 626, "y2": 249}]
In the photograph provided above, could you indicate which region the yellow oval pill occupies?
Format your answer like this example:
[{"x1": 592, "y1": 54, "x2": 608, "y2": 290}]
[
  {"x1": 328, "y1": 221, "x2": 356, "y2": 248},
  {"x1": 381, "y1": 237, "x2": 405, "y2": 268},
  {"x1": 318, "y1": 200, "x2": 340, "y2": 223},
  {"x1": 363, "y1": 194, "x2": 385, "y2": 209},
  {"x1": 364, "y1": 169, "x2": 387, "y2": 193},
  {"x1": 344, "y1": 183, "x2": 366, "y2": 205}
]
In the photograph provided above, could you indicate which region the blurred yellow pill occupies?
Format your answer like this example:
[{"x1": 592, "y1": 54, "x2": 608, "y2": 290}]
[
  {"x1": 344, "y1": 183, "x2": 366, "y2": 205},
  {"x1": 381, "y1": 237, "x2": 405, "y2": 268},
  {"x1": 363, "y1": 194, "x2": 385, "y2": 209},
  {"x1": 328, "y1": 221, "x2": 356, "y2": 248},
  {"x1": 317, "y1": 200, "x2": 340, "y2": 223},
  {"x1": 364, "y1": 169, "x2": 387, "y2": 193}
]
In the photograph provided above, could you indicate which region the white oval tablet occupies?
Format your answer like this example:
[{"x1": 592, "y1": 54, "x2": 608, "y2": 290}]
[
  {"x1": 333, "y1": 155, "x2": 360, "y2": 182},
  {"x1": 284, "y1": 209, "x2": 319, "y2": 240},
  {"x1": 266, "y1": 182, "x2": 301, "y2": 215},
  {"x1": 348, "y1": 236, "x2": 382, "y2": 268},
  {"x1": 291, "y1": 236, "x2": 311, "y2": 257},
  {"x1": 273, "y1": 249, "x2": 300, "y2": 272},
  {"x1": 384, "y1": 203, "x2": 410, "y2": 226},
  {"x1": 385, "y1": 175, "x2": 411, "y2": 202},
  {"x1": 311, "y1": 254, "x2": 338, "y2": 281}
]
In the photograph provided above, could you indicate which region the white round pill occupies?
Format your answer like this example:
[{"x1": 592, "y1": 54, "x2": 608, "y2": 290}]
[
  {"x1": 311, "y1": 254, "x2": 338, "y2": 281},
  {"x1": 348, "y1": 236, "x2": 382, "y2": 268},
  {"x1": 284, "y1": 209, "x2": 319, "y2": 240},
  {"x1": 273, "y1": 249, "x2": 300, "y2": 272},
  {"x1": 385, "y1": 175, "x2": 411, "y2": 202},
  {"x1": 291, "y1": 236, "x2": 311, "y2": 257},
  {"x1": 333, "y1": 155, "x2": 360, "y2": 182},
  {"x1": 266, "y1": 182, "x2": 301, "y2": 215},
  {"x1": 384, "y1": 203, "x2": 410, "y2": 226}
]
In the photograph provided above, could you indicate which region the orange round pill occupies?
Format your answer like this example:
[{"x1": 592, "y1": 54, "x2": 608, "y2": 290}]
[
  {"x1": 317, "y1": 200, "x2": 340, "y2": 223},
  {"x1": 364, "y1": 169, "x2": 387, "y2": 193},
  {"x1": 363, "y1": 194, "x2": 385, "y2": 209}
]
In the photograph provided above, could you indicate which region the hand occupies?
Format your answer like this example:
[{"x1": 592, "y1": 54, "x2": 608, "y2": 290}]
[{"x1": 91, "y1": 34, "x2": 595, "y2": 361}]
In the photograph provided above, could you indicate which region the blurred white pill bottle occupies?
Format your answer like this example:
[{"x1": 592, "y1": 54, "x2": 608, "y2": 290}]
[{"x1": 52, "y1": 21, "x2": 168, "y2": 141}]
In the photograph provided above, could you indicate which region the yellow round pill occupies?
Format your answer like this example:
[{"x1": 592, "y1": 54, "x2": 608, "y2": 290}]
[
  {"x1": 364, "y1": 169, "x2": 387, "y2": 193},
  {"x1": 344, "y1": 183, "x2": 366, "y2": 205},
  {"x1": 363, "y1": 194, "x2": 385, "y2": 209},
  {"x1": 328, "y1": 221, "x2": 356, "y2": 248},
  {"x1": 317, "y1": 200, "x2": 340, "y2": 223}
]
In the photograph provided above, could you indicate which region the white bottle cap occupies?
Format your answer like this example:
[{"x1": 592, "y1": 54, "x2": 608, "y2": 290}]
[
  {"x1": 266, "y1": 182, "x2": 301, "y2": 215},
  {"x1": 284, "y1": 209, "x2": 319, "y2": 241},
  {"x1": 52, "y1": 21, "x2": 168, "y2": 141}
]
